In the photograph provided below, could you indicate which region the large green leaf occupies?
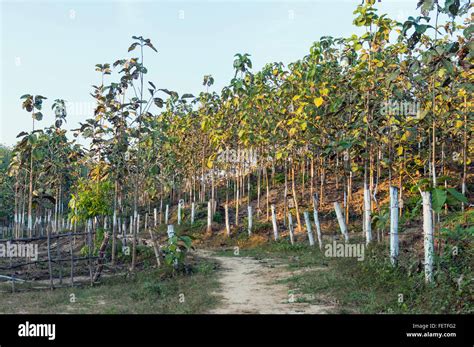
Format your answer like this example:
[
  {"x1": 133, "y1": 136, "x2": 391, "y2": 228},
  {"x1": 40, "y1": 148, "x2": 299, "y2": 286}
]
[
  {"x1": 32, "y1": 112, "x2": 43, "y2": 121},
  {"x1": 446, "y1": 188, "x2": 468, "y2": 204},
  {"x1": 431, "y1": 188, "x2": 447, "y2": 212},
  {"x1": 32, "y1": 148, "x2": 44, "y2": 161}
]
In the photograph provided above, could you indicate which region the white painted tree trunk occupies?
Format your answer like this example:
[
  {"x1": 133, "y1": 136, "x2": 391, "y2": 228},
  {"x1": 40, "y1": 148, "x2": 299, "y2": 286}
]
[
  {"x1": 178, "y1": 201, "x2": 182, "y2": 225},
  {"x1": 47, "y1": 211, "x2": 51, "y2": 237},
  {"x1": 53, "y1": 199, "x2": 59, "y2": 234},
  {"x1": 136, "y1": 214, "x2": 140, "y2": 235},
  {"x1": 363, "y1": 183, "x2": 372, "y2": 245},
  {"x1": 334, "y1": 202, "x2": 349, "y2": 242},
  {"x1": 159, "y1": 199, "x2": 163, "y2": 225},
  {"x1": 236, "y1": 182, "x2": 240, "y2": 226},
  {"x1": 287, "y1": 212, "x2": 295, "y2": 245},
  {"x1": 167, "y1": 224, "x2": 175, "y2": 239},
  {"x1": 461, "y1": 181, "x2": 466, "y2": 212},
  {"x1": 271, "y1": 204, "x2": 279, "y2": 240},
  {"x1": 390, "y1": 186, "x2": 399, "y2": 266},
  {"x1": 154, "y1": 208, "x2": 157, "y2": 227},
  {"x1": 207, "y1": 200, "x2": 212, "y2": 233},
  {"x1": 165, "y1": 204, "x2": 169, "y2": 225},
  {"x1": 312, "y1": 194, "x2": 322, "y2": 250},
  {"x1": 248, "y1": 205, "x2": 252, "y2": 236},
  {"x1": 304, "y1": 211, "x2": 315, "y2": 246},
  {"x1": 21, "y1": 208, "x2": 25, "y2": 235},
  {"x1": 225, "y1": 203, "x2": 230, "y2": 236},
  {"x1": 27, "y1": 213, "x2": 32, "y2": 236},
  {"x1": 191, "y1": 202, "x2": 195, "y2": 225},
  {"x1": 122, "y1": 220, "x2": 127, "y2": 246},
  {"x1": 422, "y1": 191, "x2": 434, "y2": 283}
]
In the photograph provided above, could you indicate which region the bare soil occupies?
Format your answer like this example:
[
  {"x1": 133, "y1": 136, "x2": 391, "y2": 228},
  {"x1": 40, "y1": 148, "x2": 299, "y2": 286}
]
[{"x1": 196, "y1": 250, "x2": 334, "y2": 314}]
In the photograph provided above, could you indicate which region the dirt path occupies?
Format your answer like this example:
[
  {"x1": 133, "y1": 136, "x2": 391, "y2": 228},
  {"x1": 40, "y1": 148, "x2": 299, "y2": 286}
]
[{"x1": 196, "y1": 250, "x2": 335, "y2": 314}]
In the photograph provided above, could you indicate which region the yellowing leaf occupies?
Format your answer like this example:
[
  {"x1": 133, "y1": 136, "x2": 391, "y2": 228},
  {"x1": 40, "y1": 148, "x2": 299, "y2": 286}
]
[
  {"x1": 314, "y1": 97, "x2": 324, "y2": 107},
  {"x1": 320, "y1": 88, "x2": 329, "y2": 97},
  {"x1": 207, "y1": 157, "x2": 214, "y2": 169},
  {"x1": 292, "y1": 95, "x2": 301, "y2": 101},
  {"x1": 296, "y1": 105, "x2": 305, "y2": 115},
  {"x1": 416, "y1": 109, "x2": 428, "y2": 120}
]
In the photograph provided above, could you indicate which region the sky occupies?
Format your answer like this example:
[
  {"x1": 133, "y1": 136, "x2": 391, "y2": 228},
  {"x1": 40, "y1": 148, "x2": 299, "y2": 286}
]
[{"x1": 0, "y1": 0, "x2": 434, "y2": 147}]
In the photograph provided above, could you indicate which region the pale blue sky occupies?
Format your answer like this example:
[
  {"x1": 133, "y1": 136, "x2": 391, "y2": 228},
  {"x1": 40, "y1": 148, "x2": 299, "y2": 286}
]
[{"x1": 1, "y1": 0, "x2": 430, "y2": 146}]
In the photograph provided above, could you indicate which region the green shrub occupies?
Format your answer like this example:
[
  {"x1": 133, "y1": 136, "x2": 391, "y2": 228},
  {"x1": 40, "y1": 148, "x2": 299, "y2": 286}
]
[{"x1": 161, "y1": 233, "x2": 193, "y2": 271}]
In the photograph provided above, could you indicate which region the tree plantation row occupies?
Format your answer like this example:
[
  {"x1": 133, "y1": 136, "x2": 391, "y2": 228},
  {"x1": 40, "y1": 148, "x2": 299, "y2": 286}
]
[{"x1": 0, "y1": 0, "x2": 472, "y2": 286}]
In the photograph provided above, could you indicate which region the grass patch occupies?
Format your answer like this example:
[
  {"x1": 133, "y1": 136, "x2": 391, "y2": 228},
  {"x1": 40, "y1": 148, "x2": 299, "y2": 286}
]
[{"x1": 0, "y1": 258, "x2": 220, "y2": 314}]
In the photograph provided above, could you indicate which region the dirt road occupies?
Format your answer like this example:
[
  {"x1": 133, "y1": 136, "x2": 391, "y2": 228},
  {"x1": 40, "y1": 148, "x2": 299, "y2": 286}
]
[{"x1": 197, "y1": 250, "x2": 334, "y2": 314}]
